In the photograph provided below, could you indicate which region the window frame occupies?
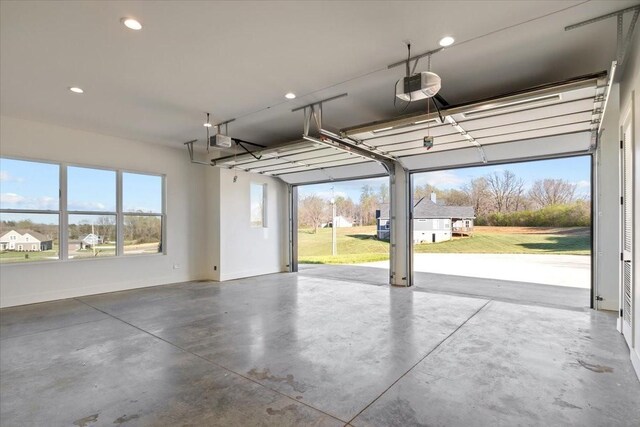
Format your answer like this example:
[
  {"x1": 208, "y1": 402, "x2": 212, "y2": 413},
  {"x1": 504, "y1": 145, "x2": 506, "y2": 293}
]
[
  {"x1": 0, "y1": 155, "x2": 167, "y2": 265},
  {"x1": 66, "y1": 164, "x2": 118, "y2": 260},
  {"x1": 0, "y1": 157, "x2": 61, "y2": 263},
  {"x1": 250, "y1": 182, "x2": 267, "y2": 228},
  {"x1": 121, "y1": 170, "x2": 166, "y2": 257}
]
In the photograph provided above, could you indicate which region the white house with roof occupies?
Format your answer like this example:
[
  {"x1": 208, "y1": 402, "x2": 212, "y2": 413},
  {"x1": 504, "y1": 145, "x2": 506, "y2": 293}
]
[
  {"x1": 376, "y1": 193, "x2": 475, "y2": 244},
  {"x1": 0, "y1": 230, "x2": 54, "y2": 251},
  {"x1": 80, "y1": 233, "x2": 103, "y2": 248},
  {"x1": 332, "y1": 215, "x2": 353, "y2": 228}
]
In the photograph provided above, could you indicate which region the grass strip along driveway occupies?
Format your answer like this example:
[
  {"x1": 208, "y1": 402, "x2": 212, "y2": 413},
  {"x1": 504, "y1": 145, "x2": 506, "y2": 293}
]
[{"x1": 298, "y1": 226, "x2": 590, "y2": 264}]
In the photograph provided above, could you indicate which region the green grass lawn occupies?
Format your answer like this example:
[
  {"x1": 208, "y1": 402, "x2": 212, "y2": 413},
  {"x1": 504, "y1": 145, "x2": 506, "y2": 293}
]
[
  {"x1": 298, "y1": 226, "x2": 389, "y2": 264},
  {"x1": 298, "y1": 226, "x2": 590, "y2": 264},
  {"x1": 0, "y1": 245, "x2": 59, "y2": 263},
  {"x1": 414, "y1": 232, "x2": 590, "y2": 255}
]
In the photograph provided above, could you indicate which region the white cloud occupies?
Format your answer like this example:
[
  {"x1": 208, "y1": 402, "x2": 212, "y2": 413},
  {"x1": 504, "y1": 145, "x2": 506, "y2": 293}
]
[
  {"x1": 1, "y1": 193, "x2": 58, "y2": 210},
  {"x1": 0, "y1": 171, "x2": 23, "y2": 183},
  {"x1": 414, "y1": 170, "x2": 465, "y2": 189},
  {"x1": 36, "y1": 197, "x2": 58, "y2": 210},
  {"x1": 0, "y1": 192, "x2": 25, "y2": 205},
  {"x1": 576, "y1": 180, "x2": 590, "y2": 189}
]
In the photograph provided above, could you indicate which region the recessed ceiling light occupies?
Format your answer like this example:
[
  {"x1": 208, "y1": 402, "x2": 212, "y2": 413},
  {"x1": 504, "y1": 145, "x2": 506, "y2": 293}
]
[
  {"x1": 203, "y1": 122, "x2": 212, "y2": 127},
  {"x1": 69, "y1": 87, "x2": 84, "y2": 94},
  {"x1": 439, "y1": 36, "x2": 455, "y2": 47},
  {"x1": 285, "y1": 92, "x2": 296, "y2": 99},
  {"x1": 122, "y1": 18, "x2": 142, "y2": 30}
]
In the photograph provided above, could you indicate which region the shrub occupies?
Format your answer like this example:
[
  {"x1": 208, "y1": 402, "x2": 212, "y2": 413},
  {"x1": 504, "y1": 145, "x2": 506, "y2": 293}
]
[{"x1": 478, "y1": 202, "x2": 590, "y2": 227}]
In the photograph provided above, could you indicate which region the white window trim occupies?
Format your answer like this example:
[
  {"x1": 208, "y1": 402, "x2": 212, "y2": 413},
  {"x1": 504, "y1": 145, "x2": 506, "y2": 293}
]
[{"x1": 0, "y1": 156, "x2": 167, "y2": 265}]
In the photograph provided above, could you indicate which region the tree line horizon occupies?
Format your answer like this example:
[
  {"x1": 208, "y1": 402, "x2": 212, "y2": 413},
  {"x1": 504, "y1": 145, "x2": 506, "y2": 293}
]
[{"x1": 299, "y1": 170, "x2": 590, "y2": 232}]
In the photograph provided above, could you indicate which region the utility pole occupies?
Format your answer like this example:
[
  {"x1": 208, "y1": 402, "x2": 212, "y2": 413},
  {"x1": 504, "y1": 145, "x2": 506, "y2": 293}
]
[
  {"x1": 331, "y1": 198, "x2": 337, "y2": 256},
  {"x1": 330, "y1": 185, "x2": 337, "y2": 256}
]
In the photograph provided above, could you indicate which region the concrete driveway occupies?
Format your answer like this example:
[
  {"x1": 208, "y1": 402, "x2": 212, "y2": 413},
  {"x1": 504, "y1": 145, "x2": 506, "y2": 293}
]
[{"x1": 357, "y1": 253, "x2": 590, "y2": 288}]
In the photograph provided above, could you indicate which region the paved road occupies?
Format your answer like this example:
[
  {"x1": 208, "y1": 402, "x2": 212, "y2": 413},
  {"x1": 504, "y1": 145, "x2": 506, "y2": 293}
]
[{"x1": 357, "y1": 253, "x2": 590, "y2": 288}]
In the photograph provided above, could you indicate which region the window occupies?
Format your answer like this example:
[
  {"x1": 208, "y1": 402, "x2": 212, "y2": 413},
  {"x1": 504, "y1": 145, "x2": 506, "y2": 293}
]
[
  {"x1": 0, "y1": 157, "x2": 165, "y2": 263},
  {"x1": 123, "y1": 172, "x2": 163, "y2": 255},
  {"x1": 68, "y1": 214, "x2": 116, "y2": 259},
  {"x1": 0, "y1": 158, "x2": 60, "y2": 263},
  {"x1": 250, "y1": 183, "x2": 266, "y2": 227},
  {"x1": 68, "y1": 167, "x2": 117, "y2": 259}
]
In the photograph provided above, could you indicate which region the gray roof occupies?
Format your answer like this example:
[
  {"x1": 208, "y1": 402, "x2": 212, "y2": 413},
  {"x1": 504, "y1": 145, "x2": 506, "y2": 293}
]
[
  {"x1": 377, "y1": 198, "x2": 475, "y2": 220},
  {"x1": 0, "y1": 229, "x2": 53, "y2": 242}
]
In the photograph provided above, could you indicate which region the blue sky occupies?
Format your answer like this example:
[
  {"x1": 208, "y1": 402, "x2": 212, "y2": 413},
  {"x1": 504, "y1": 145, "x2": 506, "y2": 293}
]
[
  {"x1": 298, "y1": 156, "x2": 591, "y2": 201},
  {"x1": 1, "y1": 158, "x2": 162, "y2": 222}
]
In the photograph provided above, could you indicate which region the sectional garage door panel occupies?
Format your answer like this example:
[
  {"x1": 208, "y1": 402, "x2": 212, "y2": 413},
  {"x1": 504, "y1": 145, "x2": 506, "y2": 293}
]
[
  {"x1": 211, "y1": 73, "x2": 607, "y2": 184},
  {"x1": 345, "y1": 73, "x2": 606, "y2": 170},
  {"x1": 278, "y1": 161, "x2": 387, "y2": 184},
  {"x1": 213, "y1": 140, "x2": 372, "y2": 177},
  {"x1": 400, "y1": 132, "x2": 592, "y2": 171}
]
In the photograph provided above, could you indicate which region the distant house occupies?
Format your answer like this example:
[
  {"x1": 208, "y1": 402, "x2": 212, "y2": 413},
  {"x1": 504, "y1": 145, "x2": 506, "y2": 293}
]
[
  {"x1": 376, "y1": 193, "x2": 475, "y2": 243},
  {"x1": 0, "y1": 229, "x2": 54, "y2": 251},
  {"x1": 331, "y1": 215, "x2": 353, "y2": 228},
  {"x1": 80, "y1": 233, "x2": 103, "y2": 248}
]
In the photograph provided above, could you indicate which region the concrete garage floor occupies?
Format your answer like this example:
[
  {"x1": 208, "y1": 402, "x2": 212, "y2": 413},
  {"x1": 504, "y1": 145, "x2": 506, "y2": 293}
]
[
  {"x1": 359, "y1": 253, "x2": 591, "y2": 289},
  {"x1": 1, "y1": 274, "x2": 639, "y2": 426},
  {"x1": 299, "y1": 264, "x2": 590, "y2": 310}
]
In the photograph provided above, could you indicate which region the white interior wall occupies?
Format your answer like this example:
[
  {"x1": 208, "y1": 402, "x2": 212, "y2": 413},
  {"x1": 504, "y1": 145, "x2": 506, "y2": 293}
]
[
  {"x1": 0, "y1": 116, "x2": 208, "y2": 307},
  {"x1": 597, "y1": 83, "x2": 621, "y2": 311},
  {"x1": 205, "y1": 167, "x2": 221, "y2": 282},
  {"x1": 618, "y1": 29, "x2": 640, "y2": 378},
  {"x1": 214, "y1": 168, "x2": 288, "y2": 281}
]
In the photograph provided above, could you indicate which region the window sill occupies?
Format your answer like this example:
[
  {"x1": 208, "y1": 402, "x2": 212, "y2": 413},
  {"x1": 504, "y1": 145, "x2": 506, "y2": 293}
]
[{"x1": 1, "y1": 252, "x2": 165, "y2": 267}]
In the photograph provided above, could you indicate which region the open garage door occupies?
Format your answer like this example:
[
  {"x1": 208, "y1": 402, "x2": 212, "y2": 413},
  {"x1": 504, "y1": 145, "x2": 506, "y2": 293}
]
[
  {"x1": 338, "y1": 71, "x2": 609, "y2": 306},
  {"x1": 293, "y1": 177, "x2": 391, "y2": 284},
  {"x1": 342, "y1": 72, "x2": 608, "y2": 170},
  {"x1": 408, "y1": 157, "x2": 592, "y2": 309},
  {"x1": 214, "y1": 72, "x2": 610, "y2": 298},
  {"x1": 212, "y1": 72, "x2": 607, "y2": 189}
]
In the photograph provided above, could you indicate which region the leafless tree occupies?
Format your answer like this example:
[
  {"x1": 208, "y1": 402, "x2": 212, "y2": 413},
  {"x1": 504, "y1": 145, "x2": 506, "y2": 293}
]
[
  {"x1": 462, "y1": 177, "x2": 491, "y2": 217},
  {"x1": 528, "y1": 179, "x2": 577, "y2": 208},
  {"x1": 378, "y1": 182, "x2": 389, "y2": 203},
  {"x1": 334, "y1": 196, "x2": 356, "y2": 220},
  {"x1": 359, "y1": 185, "x2": 378, "y2": 225},
  {"x1": 299, "y1": 195, "x2": 328, "y2": 233},
  {"x1": 485, "y1": 170, "x2": 525, "y2": 213},
  {"x1": 441, "y1": 189, "x2": 470, "y2": 206}
]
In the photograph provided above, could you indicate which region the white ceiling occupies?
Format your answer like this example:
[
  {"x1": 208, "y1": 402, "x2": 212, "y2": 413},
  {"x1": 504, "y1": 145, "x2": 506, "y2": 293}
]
[{"x1": 1, "y1": 0, "x2": 636, "y2": 150}]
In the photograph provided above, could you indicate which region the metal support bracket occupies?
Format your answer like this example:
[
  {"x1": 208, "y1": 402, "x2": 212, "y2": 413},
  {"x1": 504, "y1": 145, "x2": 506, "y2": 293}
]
[
  {"x1": 445, "y1": 116, "x2": 488, "y2": 163},
  {"x1": 292, "y1": 93, "x2": 348, "y2": 137},
  {"x1": 591, "y1": 61, "x2": 616, "y2": 151},
  {"x1": 214, "y1": 118, "x2": 236, "y2": 135},
  {"x1": 303, "y1": 104, "x2": 322, "y2": 137},
  {"x1": 184, "y1": 139, "x2": 215, "y2": 166},
  {"x1": 565, "y1": 5, "x2": 640, "y2": 65},
  {"x1": 308, "y1": 129, "x2": 397, "y2": 171}
]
